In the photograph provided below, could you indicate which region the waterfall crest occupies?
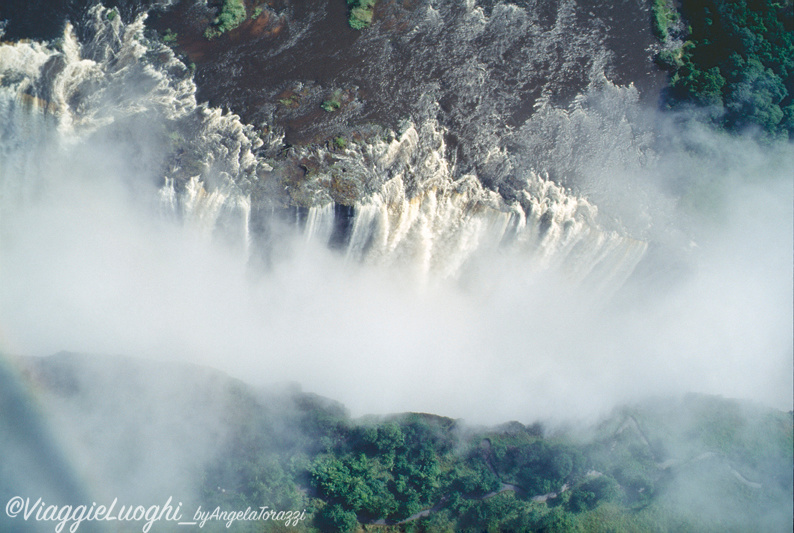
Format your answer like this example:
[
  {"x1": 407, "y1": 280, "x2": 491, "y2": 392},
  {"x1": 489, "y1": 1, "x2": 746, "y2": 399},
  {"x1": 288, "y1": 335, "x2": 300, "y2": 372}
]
[{"x1": 1, "y1": 4, "x2": 647, "y2": 287}]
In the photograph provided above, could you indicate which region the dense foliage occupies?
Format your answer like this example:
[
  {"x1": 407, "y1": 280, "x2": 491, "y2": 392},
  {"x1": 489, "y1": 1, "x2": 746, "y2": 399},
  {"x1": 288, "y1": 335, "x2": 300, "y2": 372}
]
[
  {"x1": 653, "y1": 0, "x2": 794, "y2": 138},
  {"x1": 196, "y1": 390, "x2": 793, "y2": 532},
  {"x1": 204, "y1": 0, "x2": 248, "y2": 39}
]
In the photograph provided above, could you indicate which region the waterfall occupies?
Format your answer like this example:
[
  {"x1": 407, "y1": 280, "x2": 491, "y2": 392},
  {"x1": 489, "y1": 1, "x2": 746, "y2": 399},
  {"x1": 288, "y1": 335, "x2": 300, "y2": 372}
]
[
  {"x1": 0, "y1": 3, "x2": 648, "y2": 290},
  {"x1": 1, "y1": 0, "x2": 790, "y2": 443},
  {"x1": 304, "y1": 203, "x2": 335, "y2": 246}
]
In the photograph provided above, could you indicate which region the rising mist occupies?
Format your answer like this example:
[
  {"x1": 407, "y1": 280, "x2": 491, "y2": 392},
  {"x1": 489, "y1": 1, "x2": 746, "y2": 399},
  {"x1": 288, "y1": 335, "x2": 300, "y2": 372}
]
[
  {"x1": 0, "y1": 4, "x2": 791, "y2": 426},
  {"x1": 1, "y1": 2, "x2": 792, "y2": 531}
]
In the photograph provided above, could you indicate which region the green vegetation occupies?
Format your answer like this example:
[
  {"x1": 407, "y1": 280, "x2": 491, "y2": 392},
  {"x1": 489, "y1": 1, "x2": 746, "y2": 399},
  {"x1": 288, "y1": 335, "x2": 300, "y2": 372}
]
[
  {"x1": 106, "y1": 8, "x2": 118, "y2": 22},
  {"x1": 347, "y1": 0, "x2": 378, "y2": 30},
  {"x1": 197, "y1": 391, "x2": 792, "y2": 532},
  {"x1": 320, "y1": 100, "x2": 341, "y2": 112},
  {"x1": 218, "y1": 0, "x2": 247, "y2": 32},
  {"x1": 651, "y1": 0, "x2": 680, "y2": 42},
  {"x1": 162, "y1": 28, "x2": 178, "y2": 44},
  {"x1": 21, "y1": 359, "x2": 788, "y2": 532},
  {"x1": 654, "y1": 0, "x2": 794, "y2": 138},
  {"x1": 203, "y1": 27, "x2": 220, "y2": 40},
  {"x1": 321, "y1": 91, "x2": 343, "y2": 112},
  {"x1": 279, "y1": 95, "x2": 300, "y2": 108},
  {"x1": 205, "y1": 0, "x2": 248, "y2": 39}
]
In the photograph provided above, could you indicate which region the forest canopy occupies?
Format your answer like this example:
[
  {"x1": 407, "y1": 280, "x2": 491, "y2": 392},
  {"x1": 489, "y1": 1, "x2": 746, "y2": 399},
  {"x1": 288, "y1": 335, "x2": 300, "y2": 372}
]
[
  {"x1": 653, "y1": 0, "x2": 794, "y2": 139},
  {"x1": 199, "y1": 391, "x2": 793, "y2": 533}
]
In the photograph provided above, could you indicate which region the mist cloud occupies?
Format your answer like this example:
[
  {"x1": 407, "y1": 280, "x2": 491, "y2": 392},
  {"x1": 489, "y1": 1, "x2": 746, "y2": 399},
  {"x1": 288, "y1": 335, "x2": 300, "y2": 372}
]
[
  {"x1": 1, "y1": 14, "x2": 791, "y2": 426},
  {"x1": 1, "y1": 103, "x2": 791, "y2": 426}
]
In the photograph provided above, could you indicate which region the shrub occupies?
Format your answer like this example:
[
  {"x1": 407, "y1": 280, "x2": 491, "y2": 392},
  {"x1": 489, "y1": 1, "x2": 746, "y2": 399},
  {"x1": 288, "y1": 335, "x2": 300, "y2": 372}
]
[
  {"x1": 205, "y1": 0, "x2": 247, "y2": 38},
  {"x1": 347, "y1": 0, "x2": 378, "y2": 30},
  {"x1": 162, "y1": 29, "x2": 178, "y2": 44},
  {"x1": 321, "y1": 91, "x2": 343, "y2": 112},
  {"x1": 321, "y1": 99, "x2": 341, "y2": 112},
  {"x1": 218, "y1": 0, "x2": 247, "y2": 32},
  {"x1": 651, "y1": 0, "x2": 679, "y2": 42}
]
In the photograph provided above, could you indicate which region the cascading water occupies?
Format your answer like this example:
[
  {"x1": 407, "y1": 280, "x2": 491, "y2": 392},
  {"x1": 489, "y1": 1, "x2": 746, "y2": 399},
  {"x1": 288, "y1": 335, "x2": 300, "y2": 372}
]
[
  {"x1": 1, "y1": 3, "x2": 649, "y2": 286},
  {"x1": 1, "y1": 6, "x2": 260, "y2": 250},
  {"x1": 0, "y1": 6, "x2": 791, "y2": 513}
]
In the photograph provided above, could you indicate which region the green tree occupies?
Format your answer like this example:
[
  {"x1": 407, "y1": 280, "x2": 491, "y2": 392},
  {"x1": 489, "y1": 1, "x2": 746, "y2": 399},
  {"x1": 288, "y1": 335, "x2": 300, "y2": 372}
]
[
  {"x1": 218, "y1": 0, "x2": 247, "y2": 32},
  {"x1": 315, "y1": 503, "x2": 358, "y2": 532},
  {"x1": 567, "y1": 475, "x2": 623, "y2": 512},
  {"x1": 656, "y1": 0, "x2": 793, "y2": 137},
  {"x1": 725, "y1": 57, "x2": 788, "y2": 132}
]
